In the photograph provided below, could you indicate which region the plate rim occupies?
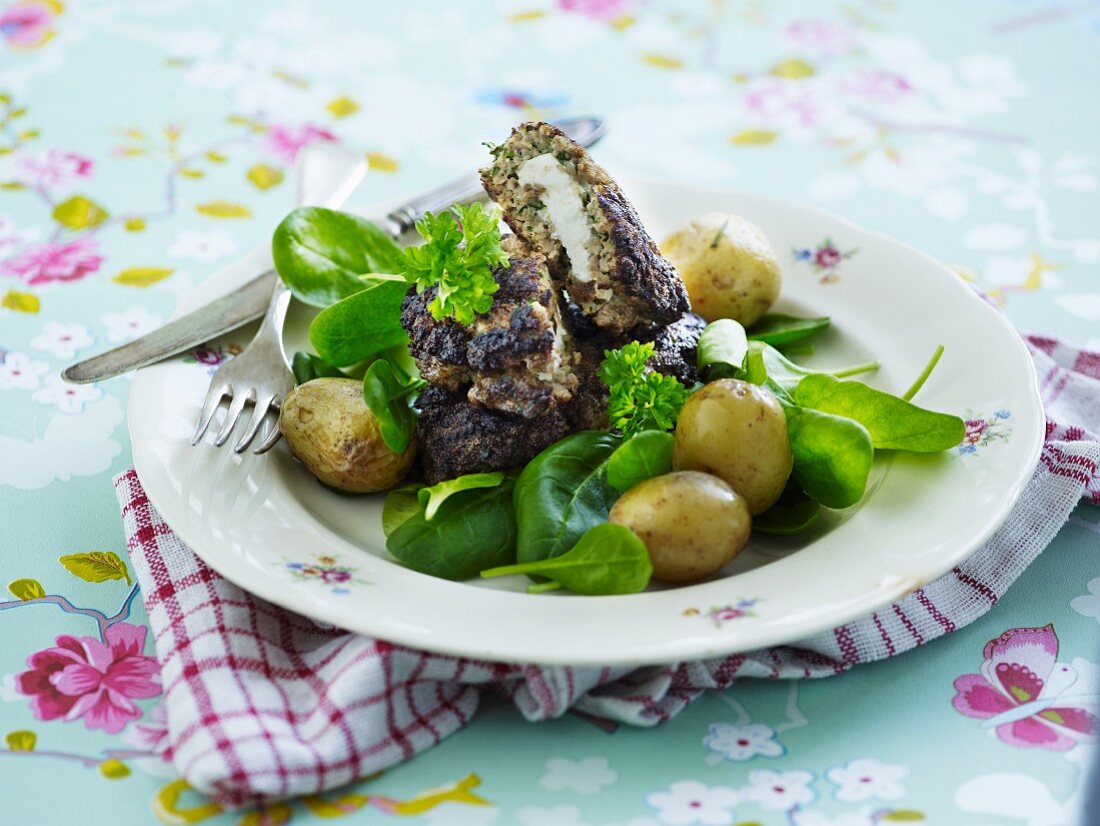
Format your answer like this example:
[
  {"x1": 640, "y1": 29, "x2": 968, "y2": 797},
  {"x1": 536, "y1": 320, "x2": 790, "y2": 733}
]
[{"x1": 129, "y1": 177, "x2": 1045, "y2": 666}]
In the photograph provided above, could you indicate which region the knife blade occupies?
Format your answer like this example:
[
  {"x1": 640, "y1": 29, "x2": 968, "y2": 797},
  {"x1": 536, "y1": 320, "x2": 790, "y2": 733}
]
[
  {"x1": 62, "y1": 115, "x2": 607, "y2": 385},
  {"x1": 61, "y1": 270, "x2": 277, "y2": 384}
]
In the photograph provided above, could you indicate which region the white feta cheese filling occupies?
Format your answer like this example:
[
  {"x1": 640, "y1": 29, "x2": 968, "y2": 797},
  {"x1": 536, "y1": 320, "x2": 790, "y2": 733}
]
[{"x1": 517, "y1": 153, "x2": 594, "y2": 283}]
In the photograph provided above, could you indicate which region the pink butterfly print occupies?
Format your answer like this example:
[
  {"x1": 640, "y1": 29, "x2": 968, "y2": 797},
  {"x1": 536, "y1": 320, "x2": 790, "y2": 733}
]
[{"x1": 952, "y1": 625, "x2": 1099, "y2": 751}]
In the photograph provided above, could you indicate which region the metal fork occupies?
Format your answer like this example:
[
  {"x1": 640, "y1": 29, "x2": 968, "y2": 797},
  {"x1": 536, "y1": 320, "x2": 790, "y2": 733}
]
[{"x1": 191, "y1": 145, "x2": 368, "y2": 454}]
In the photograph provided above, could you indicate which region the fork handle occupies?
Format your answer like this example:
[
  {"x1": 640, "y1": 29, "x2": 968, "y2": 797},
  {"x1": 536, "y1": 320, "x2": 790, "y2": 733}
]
[{"x1": 381, "y1": 115, "x2": 606, "y2": 236}]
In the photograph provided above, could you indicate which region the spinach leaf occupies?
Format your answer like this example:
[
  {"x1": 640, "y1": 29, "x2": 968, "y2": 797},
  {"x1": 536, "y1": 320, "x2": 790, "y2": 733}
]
[
  {"x1": 697, "y1": 319, "x2": 748, "y2": 380},
  {"x1": 514, "y1": 431, "x2": 623, "y2": 565},
  {"x1": 607, "y1": 431, "x2": 674, "y2": 492},
  {"x1": 291, "y1": 351, "x2": 343, "y2": 385},
  {"x1": 362, "y1": 357, "x2": 423, "y2": 453},
  {"x1": 382, "y1": 483, "x2": 424, "y2": 537},
  {"x1": 308, "y1": 277, "x2": 410, "y2": 366},
  {"x1": 902, "y1": 345, "x2": 945, "y2": 401},
  {"x1": 418, "y1": 471, "x2": 506, "y2": 522},
  {"x1": 748, "y1": 314, "x2": 830, "y2": 346},
  {"x1": 761, "y1": 342, "x2": 879, "y2": 393},
  {"x1": 783, "y1": 404, "x2": 873, "y2": 509},
  {"x1": 481, "y1": 523, "x2": 652, "y2": 596},
  {"x1": 273, "y1": 207, "x2": 403, "y2": 307},
  {"x1": 795, "y1": 373, "x2": 965, "y2": 452},
  {"x1": 386, "y1": 477, "x2": 516, "y2": 580},
  {"x1": 753, "y1": 481, "x2": 821, "y2": 535},
  {"x1": 740, "y1": 342, "x2": 769, "y2": 386}
]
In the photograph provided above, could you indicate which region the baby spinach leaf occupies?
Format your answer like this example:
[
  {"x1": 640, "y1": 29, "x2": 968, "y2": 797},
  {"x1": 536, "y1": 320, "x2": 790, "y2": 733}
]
[
  {"x1": 697, "y1": 319, "x2": 748, "y2": 380},
  {"x1": 362, "y1": 357, "x2": 423, "y2": 453},
  {"x1": 308, "y1": 277, "x2": 410, "y2": 367},
  {"x1": 753, "y1": 481, "x2": 821, "y2": 535},
  {"x1": 291, "y1": 351, "x2": 342, "y2": 385},
  {"x1": 783, "y1": 404, "x2": 873, "y2": 509},
  {"x1": 761, "y1": 342, "x2": 879, "y2": 393},
  {"x1": 386, "y1": 477, "x2": 516, "y2": 580},
  {"x1": 481, "y1": 523, "x2": 652, "y2": 596},
  {"x1": 740, "y1": 342, "x2": 769, "y2": 386},
  {"x1": 607, "y1": 431, "x2": 674, "y2": 492},
  {"x1": 382, "y1": 483, "x2": 424, "y2": 537},
  {"x1": 795, "y1": 373, "x2": 965, "y2": 453},
  {"x1": 902, "y1": 345, "x2": 945, "y2": 401},
  {"x1": 418, "y1": 471, "x2": 506, "y2": 522},
  {"x1": 273, "y1": 207, "x2": 403, "y2": 307},
  {"x1": 748, "y1": 314, "x2": 831, "y2": 346},
  {"x1": 514, "y1": 431, "x2": 623, "y2": 565}
]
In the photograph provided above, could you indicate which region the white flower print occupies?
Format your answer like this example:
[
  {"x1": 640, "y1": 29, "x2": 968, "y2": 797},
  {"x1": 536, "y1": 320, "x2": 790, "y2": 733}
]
[
  {"x1": 540, "y1": 756, "x2": 617, "y2": 794},
  {"x1": 704, "y1": 723, "x2": 784, "y2": 761},
  {"x1": 741, "y1": 769, "x2": 816, "y2": 811},
  {"x1": 33, "y1": 375, "x2": 102, "y2": 413},
  {"x1": 167, "y1": 229, "x2": 237, "y2": 262},
  {"x1": 29, "y1": 320, "x2": 94, "y2": 359},
  {"x1": 0, "y1": 351, "x2": 50, "y2": 391},
  {"x1": 645, "y1": 781, "x2": 739, "y2": 826},
  {"x1": 1071, "y1": 578, "x2": 1100, "y2": 623},
  {"x1": 826, "y1": 758, "x2": 907, "y2": 802},
  {"x1": 0, "y1": 213, "x2": 39, "y2": 253},
  {"x1": 101, "y1": 307, "x2": 163, "y2": 343}
]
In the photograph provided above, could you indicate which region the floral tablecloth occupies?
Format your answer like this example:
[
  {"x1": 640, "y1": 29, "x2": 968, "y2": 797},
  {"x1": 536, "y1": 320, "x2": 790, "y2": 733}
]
[{"x1": 2, "y1": 1, "x2": 1099, "y2": 824}]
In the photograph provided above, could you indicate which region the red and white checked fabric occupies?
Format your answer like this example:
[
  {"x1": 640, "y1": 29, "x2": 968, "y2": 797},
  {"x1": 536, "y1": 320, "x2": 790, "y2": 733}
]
[{"x1": 115, "y1": 335, "x2": 1100, "y2": 808}]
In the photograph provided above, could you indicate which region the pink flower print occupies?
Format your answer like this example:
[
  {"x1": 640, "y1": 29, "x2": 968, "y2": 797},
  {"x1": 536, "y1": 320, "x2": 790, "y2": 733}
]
[
  {"x1": 558, "y1": 0, "x2": 632, "y2": 21},
  {"x1": 783, "y1": 20, "x2": 857, "y2": 55},
  {"x1": 2, "y1": 236, "x2": 103, "y2": 285},
  {"x1": 122, "y1": 702, "x2": 171, "y2": 757},
  {"x1": 321, "y1": 569, "x2": 351, "y2": 584},
  {"x1": 13, "y1": 148, "x2": 94, "y2": 191},
  {"x1": 952, "y1": 625, "x2": 1099, "y2": 750},
  {"x1": 742, "y1": 80, "x2": 827, "y2": 129},
  {"x1": 263, "y1": 123, "x2": 337, "y2": 166},
  {"x1": 193, "y1": 346, "x2": 224, "y2": 366},
  {"x1": 838, "y1": 71, "x2": 914, "y2": 105},
  {"x1": 963, "y1": 418, "x2": 989, "y2": 445},
  {"x1": 814, "y1": 245, "x2": 843, "y2": 269},
  {"x1": 17, "y1": 622, "x2": 161, "y2": 734},
  {"x1": 0, "y1": 1, "x2": 56, "y2": 49}
]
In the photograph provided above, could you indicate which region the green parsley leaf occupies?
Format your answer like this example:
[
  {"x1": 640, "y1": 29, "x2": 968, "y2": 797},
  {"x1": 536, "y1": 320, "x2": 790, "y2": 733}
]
[
  {"x1": 599, "y1": 341, "x2": 690, "y2": 438},
  {"x1": 398, "y1": 203, "x2": 510, "y2": 325}
]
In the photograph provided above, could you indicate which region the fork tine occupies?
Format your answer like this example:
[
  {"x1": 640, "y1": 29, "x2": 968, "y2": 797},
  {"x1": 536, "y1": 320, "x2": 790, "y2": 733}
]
[
  {"x1": 213, "y1": 388, "x2": 253, "y2": 447},
  {"x1": 233, "y1": 394, "x2": 275, "y2": 454},
  {"x1": 191, "y1": 383, "x2": 230, "y2": 446},
  {"x1": 252, "y1": 396, "x2": 284, "y2": 454}
]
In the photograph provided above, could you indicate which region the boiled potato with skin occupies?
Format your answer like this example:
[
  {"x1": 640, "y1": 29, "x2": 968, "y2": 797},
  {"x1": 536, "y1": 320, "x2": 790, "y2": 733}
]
[
  {"x1": 608, "y1": 471, "x2": 751, "y2": 583},
  {"x1": 673, "y1": 379, "x2": 792, "y2": 514},
  {"x1": 661, "y1": 212, "x2": 780, "y2": 326},
  {"x1": 280, "y1": 378, "x2": 415, "y2": 493}
]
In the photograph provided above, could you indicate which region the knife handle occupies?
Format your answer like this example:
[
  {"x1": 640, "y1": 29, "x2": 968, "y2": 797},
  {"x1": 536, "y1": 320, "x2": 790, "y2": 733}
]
[{"x1": 382, "y1": 115, "x2": 606, "y2": 236}]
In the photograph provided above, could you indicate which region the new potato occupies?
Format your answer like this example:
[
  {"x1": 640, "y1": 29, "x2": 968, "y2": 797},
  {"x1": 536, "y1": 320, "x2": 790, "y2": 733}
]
[
  {"x1": 661, "y1": 212, "x2": 780, "y2": 326},
  {"x1": 280, "y1": 378, "x2": 415, "y2": 493},
  {"x1": 608, "y1": 471, "x2": 751, "y2": 583},
  {"x1": 673, "y1": 379, "x2": 793, "y2": 514}
]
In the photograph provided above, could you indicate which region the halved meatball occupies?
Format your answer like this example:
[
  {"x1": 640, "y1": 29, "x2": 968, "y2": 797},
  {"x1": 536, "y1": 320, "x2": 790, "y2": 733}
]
[{"x1": 481, "y1": 121, "x2": 690, "y2": 336}]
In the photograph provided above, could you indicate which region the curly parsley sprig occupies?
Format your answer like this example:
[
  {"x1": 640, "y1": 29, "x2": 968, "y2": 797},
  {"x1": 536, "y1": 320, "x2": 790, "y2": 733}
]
[
  {"x1": 599, "y1": 341, "x2": 690, "y2": 438},
  {"x1": 398, "y1": 203, "x2": 509, "y2": 325}
]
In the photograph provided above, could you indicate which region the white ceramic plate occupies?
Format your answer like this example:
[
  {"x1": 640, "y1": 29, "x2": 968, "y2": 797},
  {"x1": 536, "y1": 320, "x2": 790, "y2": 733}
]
[{"x1": 129, "y1": 178, "x2": 1043, "y2": 666}]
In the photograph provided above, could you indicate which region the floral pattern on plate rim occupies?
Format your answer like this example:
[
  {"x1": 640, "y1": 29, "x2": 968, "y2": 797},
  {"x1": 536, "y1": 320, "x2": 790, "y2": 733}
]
[
  {"x1": 684, "y1": 598, "x2": 760, "y2": 627},
  {"x1": 958, "y1": 409, "x2": 1012, "y2": 455},
  {"x1": 792, "y1": 238, "x2": 858, "y2": 284},
  {"x1": 283, "y1": 555, "x2": 368, "y2": 595}
]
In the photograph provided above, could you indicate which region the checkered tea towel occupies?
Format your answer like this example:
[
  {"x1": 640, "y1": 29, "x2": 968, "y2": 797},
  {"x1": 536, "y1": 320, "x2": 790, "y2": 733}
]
[{"x1": 115, "y1": 335, "x2": 1100, "y2": 808}]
